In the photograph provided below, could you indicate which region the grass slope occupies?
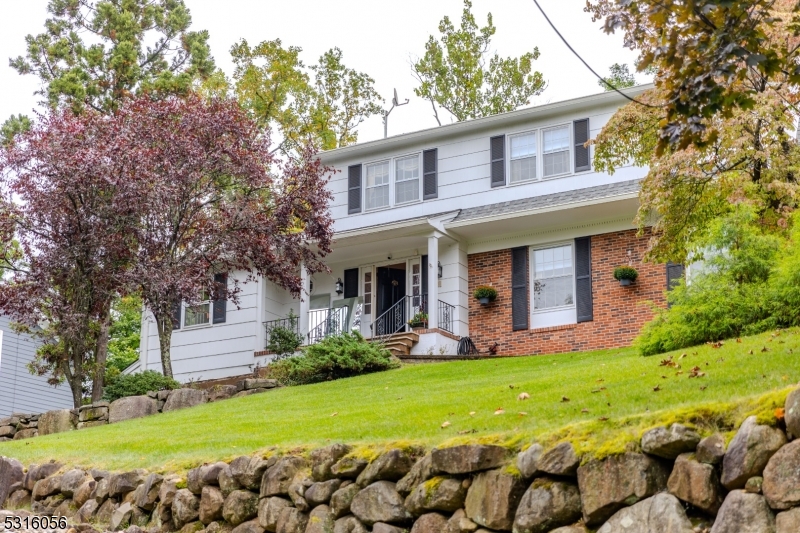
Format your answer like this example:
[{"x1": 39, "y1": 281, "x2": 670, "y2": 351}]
[{"x1": 1, "y1": 329, "x2": 798, "y2": 473}]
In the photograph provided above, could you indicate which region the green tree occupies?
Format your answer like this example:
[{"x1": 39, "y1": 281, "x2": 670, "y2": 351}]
[
  {"x1": 412, "y1": 0, "x2": 546, "y2": 125},
  {"x1": 1, "y1": 115, "x2": 32, "y2": 147},
  {"x1": 230, "y1": 40, "x2": 383, "y2": 156},
  {"x1": 106, "y1": 295, "x2": 142, "y2": 378},
  {"x1": 598, "y1": 63, "x2": 636, "y2": 91}
]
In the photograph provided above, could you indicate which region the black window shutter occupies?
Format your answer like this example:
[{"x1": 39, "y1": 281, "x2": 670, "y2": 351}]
[
  {"x1": 343, "y1": 268, "x2": 359, "y2": 299},
  {"x1": 574, "y1": 119, "x2": 591, "y2": 172},
  {"x1": 348, "y1": 164, "x2": 362, "y2": 214},
  {"x1": 421, "y1": 254, "x2": 429, "y2": 296},
  {"x1": 511, "y1": 247, "x2": 529, "y2": 331},
  {"x1": 575, "y1": 237, "x2": 593, "y2": 323},
  {"x1": 423, "y1": 148, "x2": 438, "y2": 200},
  {"x1": 212, "y1": 273, "x2": 227, "y2": 324},
  {"x1": 490, "y1": 135, "x2": 506, "y2": 188},
  {"x1": 666, "y1": 262, "x2": 685, "y2": 291},
  {"x1": 172, "y1": 301, "x2": 182, "y2": 330}
]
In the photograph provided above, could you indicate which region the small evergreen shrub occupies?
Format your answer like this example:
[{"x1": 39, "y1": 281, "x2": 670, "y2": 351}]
[
  {"x1": 267, "y1": 331, "x2": 399, "y2": 386},
  {"x1": 613, "y1": 266, "x2": 639, "y2": 281},
  {"x1": 103, "y1": 370, "x2": 181, "y2": 402},
  {"x1": 473, "y1": 285, "x2": 498, "y2": 300}
]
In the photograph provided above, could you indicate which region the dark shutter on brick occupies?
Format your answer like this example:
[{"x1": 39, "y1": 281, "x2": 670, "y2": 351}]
[
  {"x1": 666, "y1": 262, "x2": 685, "y2": 291},
  {"x1": 212, "y1": 273, "x2": 227, "y2": 324},
  {"x1": 490, "y1": 135, "x2": 506, "y2": 188},
  {"x1": 574, "y1": 119, "x2": 590, "y2": 172},
  {"x1": 348, "y1": 164, "x2": 362, "y2": 214},
  {"x1": 421, "y1": 254, "x2": 428, "y2": 296},
  {"x1": 511, "y1": 247, "x2": 529, "y2": 331},
  {"x1": 575, "y1": 237, "x2": 593, "y2": 323},
  {"x1": 423, "y1": 148, "x2": 438, "y2": 200},
  {"x1": 172, "y1": 301, "x2": 182, "y2": 330},
  {"x1": 343, "y1": 268, "x2": 359, "y2": 298}
]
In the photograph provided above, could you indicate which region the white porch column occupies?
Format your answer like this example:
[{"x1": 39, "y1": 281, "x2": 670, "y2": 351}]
[
  {"x1": 299, "y1": 263, "x2": 310, "y2": 340},
  {"x1": 427, "y1": 233, "x2": 439, "y2": 330}
]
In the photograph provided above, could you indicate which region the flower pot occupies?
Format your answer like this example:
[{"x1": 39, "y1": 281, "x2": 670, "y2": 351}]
[
  {"x1": 411, "y1": 325, "x2": 426, "y2": 332},
  {"x1": 479, "y1": 297, "x2": 491, "y2": 305},
  {"x1": 619, "y1": 278, "x2": 632, "y2": 286}
]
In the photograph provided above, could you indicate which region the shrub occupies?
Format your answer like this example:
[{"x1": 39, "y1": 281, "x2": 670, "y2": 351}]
[
  {"x1": 473, "y1": 285, "x2": 498, "y2": 300},
  {"x1": 267, "y1": 331, "x2": 399, "y2": 386},
  {"x1": 103, "y1": 370, "x2": 181, "y2": 402},
  {"x1": 266, "y1": 311, "x2": 303, "y2": 361},
  {"x1": 408, "y1": 312, "x2": 428, "y2": 327},
  {"x1": 613, "y1": 266, "x2": 638, "y2": 281}
]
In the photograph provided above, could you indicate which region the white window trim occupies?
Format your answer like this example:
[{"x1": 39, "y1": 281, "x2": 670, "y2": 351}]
[
  {"x1": 183, "y1": 296, "x2": 212, "y2": 329},
  {"x1": 541, "y1": 124, "x2": 573, "y2": 179},
  {"x1": 361, "y1": 152, "x2": 423, "y2": 212},
  {"x1": 529, "y1": 241, "x2": 577, "y2": 315},
  {"x1": 506, "y1": 121, "x2": 575, "y2": 186}
]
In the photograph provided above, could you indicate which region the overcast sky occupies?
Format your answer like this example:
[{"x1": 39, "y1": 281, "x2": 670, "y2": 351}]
[{"x1": 0, "y1": 0, "x2": 648, "y2": 143}]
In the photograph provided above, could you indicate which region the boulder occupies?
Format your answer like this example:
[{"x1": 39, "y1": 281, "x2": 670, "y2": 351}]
[
  {"x1": 231, "y1": 519, "x2": 264, "y2": 533},
  {"x1": 241, "y1": 378, "x2": 278, "y2": 390},
  {"x1": 6, "y1": 489, "x2": 31, "y2": 509},
  {"x1": 548, "y1": 527, "x2": 589, "y2": 533},
  {"x1": 356, "y1": 449, "x2": 415, "y2": 486},
  {"x1": 188, "y1": 462, "x2": 226, "y2": 494},
  {"x1": 172, "y1": 489, "x2": 201, "y2": 528},
  {"x1": 231, "y1": 456, "x2": 273, "y2": 491},
  {"x1": 538, "y1": 443, "x2": 580, "y2": 477},
  {"x1": 200, "y1": 486, "x2": 225, "y2": 525},
  {"x1": 54, "y1": 498, "x2": 78, "y2": 519},
  {"x1": 92, "y1": 477, "x2": 111, "y2": 504},
  {"x1": 397, "y1": 454, "x2": 437, "y2": 495},
  {"x1": 111, "y1": 502, "x2": 134, "y2": 531},
  {"x1": 710, "y1": 490, "x2": 776, "y2": 533},
  {"x1": 331, "y1": 457, "x2": 368, "y2": 479},
  {"x1": 38, "y1": 409, "x2": 76, "y2": 436},
  {"x1": 576, "y1": 452, "x2": 670, "y2": 526},
  {"x1": 13, "y1": 428, "x2": 37, "y2": 440},
  {"x1": 330, "y1": 483, "x2": 361, "y2": 518},
  {"x1": 97, "y1": 498, "x2": 120, "y2": 525},
  {"x1": 0, "y1": 457, "x2": 24, "y2": 507},
  {"x1": 784, "y1": 387, "x2": 800, "y2": 440},
  {"x1": 286, "y1": 471, "x2": 312, "y2": 511},
  {"x1": 405, "y1": 476, "x2": 468, "y2": 515},
  {"x1": 260, "y1": 457, "x2": 307, "y2": 498},
  {"x1": 60, "y1": 469, "x2": 90, "y2": 498},
  {"x1": 305, "y1": 479, "x2": 343, "y2": 506},
  {"x1": 163, "y1": 389, "x2": 209, "y2": 412},
  {"x1": 79, "y1": 406, "x2": 109, "y2": 423},
  {"x1": 109, "y1": 470, "x2": 147, "y2": 497},
  {"x1": 209, "y1": 385, "x2": 239, "y2": 402},
  {"x1": 464, "y1": 468, "x2": 526, "y2": 531},
  {"x1": 512, "y1": 478, "x2": 582, "y2": 533},
  {"x1": 777, "y1": 507, "x2": 800, "y2": 533},
  {"x1": 159, "y1": 476, "x2": 180, "y2": 507},
  {"x1": 372, "y1": 524, "x2": 407, "y2": 533},
  {"x1": 135, "y1": 473, "x2": 163, "y2": 511},
  {"x1": 696, "y1": 434, "x2": 726, "y2": 465},
  {"x1": 311, "y1": 444, "x2": 353, "y2": 481},
  {"x1": 305, "y1": 505, "x2": 335, "y2": 533},
  {"x1": 22, "y1": 461, "x2": 61, "y2": 491},
  {"x1": 350, "y1": 481, "x2": 411, "y2": 526},
  {"x1": 109, "y1": 396, "x2": 159, "y2": 424},
  {"x1": 410, "y1": 512, "x2": 449, "y2": 533},
  {"x1": 276, "y1": 507, "x2": 308, "y2": 533},
  {"x1": 640, "y1": 424, "x2": 701, "y2": 459},
  {"x1": 178, "y1": 522, "x2": 204, "y2": 533},
  {"x1": 77, "y1": 499, "x2": 100, "y2": 522},
  {"x1": 222, "y1": 490, "x2": 259, "y2": 526},
  {"x1": 596, "y1": 493, "x2": 693, "y2": 533},
  {"x1": 219, "y1": 464, "x2": 243, "y2": 497},
  {"x1": 445, "y1": 508, "x2": 478, "y2": 533},
  {"x1": 667, "y1": 452, "x2": 724, "y2": 515},
  {"x1": 721, "y1": 416, "x2": 787, "y2": 490},
  {"x1": 257, "y1": 496, "x2": 291, "y2": 532},
  {"x1": 333, "y1": 516, "x2": 368, "y2": 533},
  {"x1": 763, "y1": 439, "x2": 800, "y2": 509},
  {"x1": 432, "y1": 445, "x2": 508, "y2": 475},
  {"x1": 32, "y1": 475, "x2": 63, "y2": 500}
]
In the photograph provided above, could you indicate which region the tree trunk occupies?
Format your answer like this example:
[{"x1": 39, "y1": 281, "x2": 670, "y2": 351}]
[
  {"x1": 65, "y1": 348, "x2": 84, "y2": 409},
  {"x1": 91, "y1": 306, "x2": 112, "y2": 402},
  {"x1": 154, "y1": 311, "x2": 174, "y2": 378}
]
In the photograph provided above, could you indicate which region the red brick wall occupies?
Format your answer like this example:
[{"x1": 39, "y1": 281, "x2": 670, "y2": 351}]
[{"x1": 467, "y1": 229, "x2": 666, "y2": 355}]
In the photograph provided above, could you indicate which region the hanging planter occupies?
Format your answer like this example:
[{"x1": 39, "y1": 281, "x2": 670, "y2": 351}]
[
  {"x1": 613, "y1": 266, "x2": 639, "y2": 287},
  {"x1": 474, "y1": 285, "x2": 498, "y2": 305}
]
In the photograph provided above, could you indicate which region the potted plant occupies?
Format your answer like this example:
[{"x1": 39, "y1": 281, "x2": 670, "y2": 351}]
[
  {"x1": 408, "y1": 312, "x2": 429, "y2": 330},
  {"x1": 474, "y1": 285, "x2": 498, "y2": 305},
  {"x1": 613, "y1": 266, "x2": 639, "y2": 286}
]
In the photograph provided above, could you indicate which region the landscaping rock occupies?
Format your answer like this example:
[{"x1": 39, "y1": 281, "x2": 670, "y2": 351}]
[
  {"x1": 512, "y1": 478, "x2": 582, "y2": 533},
  {"x1": 432, "y1": 445, "x2": 508, "y2": 475},
  {"x1": 172, "y1": 489, "x2": 201, "y2": 528},
  {"x1": 785, "y1": 387, "x2": 800, "y2": 440},
  {"x1": 77, "y1": 499, "x2": 99, "y2": 522},
  {"x1": 410, "y1": 512, "x2": 449, "y2": 533},
  {"x1": 178, "y1": 522, "x2": 203, "y2": 533},
  {"x1": 667, "y1": 452, "x2": 724, "y2": 515},
  {"x1": 163, "y1": 389, "x2": 209, "y2": 412},
  {"x1": 209, "y1": 385, "x2": 238, "y2": 402},
  {"x1": 6, "y1": 489, "x2": 31, "y2": 509},
  {"x1": 333, "y1": 516, "x2": 368, "y2": 533},
  {"x1": 746, "y1": 476, "x2": 763, "y2": 494},
  {"x1": 188, "y1": 462, "x2": 226, "y2": 494},
  {"x1": 548, "y1": 527, "x2": 589, "y2": 533},
  {"x1": 371, "y1": 524, "x2": 407, "y2": 533},
  {"x1": 596, "y1": 493, "x2": 693, "y2": 533},
  {"x1": 60, "y1": 469, "x2": 90, "y2": 498},
  {"x1": 260, "y1": 457, "x2": 307, "y2": 498},
  {"x1": 38, "y1": 409, "x2": 76, "y2": 436},
  {"x1": 464, "y1": 468, "x2": 526, "y2": 531},
  {"x1": 231, "y1": 519, "x2": 264, "y2": 533},
  {"x1": 13, "y1": 428, "x2": 37, "y2": 440},
  {"x1": 538, "y1": 442, "x2": 580, "y2": 477},
  {"x1": 159, "y1": 477, "x2": 180, "y2": 508},
  {"x1": 200, "y1": 486, "x2": 225, "y2": 525},
  {"x1": 356, "y1": 449, "x2": 415, "y2": 486},
  {"x1": 74, "y1": 479, "x2": 96, "y2": 507},
  {"x1": 777, "y1": 507, "x2": 800, "y2": 533},
  {"x1": 331, "y1": 457, "x2": 368, "y2": 479},
  {"x1": 350, "y1": 481, "x2": 411, "y2": 526},
  {"x1": 305, "y1": 505, "x2": 335, "y2": 533},
  {"x1": 0, "y1": 457, "x2": 24, "y2": 507},
  {"x1": 405, "y1": 476, "x2": 467, "y2": 515},
  {"x1": 576, "y1": 452, "x2": 670, "y2": 526},
  {"x1": 696, "y1": 434, "x2": 726, "y2": 465},
  {"x1": 233, "y1": 389, "x2": 269, "y2": 398},
  {"x1": 721, "y1": 416, "x2": 787, "y2": 490},
  {"x1": 241, "y1": 378, "x2": 278, "y2": 390},
  {"x1": 276, "y1": 507, "x2": 308, "y2": 533},
  {"x1": 230, "y1": 456, "x2": 272, "y2": 491},
  {"x1": 23, "y1": 461, "x2": 61, "y2": 491},
  {"x1": 109, "y1": 470, "x2": 147, "y2": 497},
  {"x1": 710, "y1": 490, "x2": 776, "y2": 533},
  {"x1": 305, "y1": 479, "x2": 342, "y2": 506},
  {"x1": 330, "y1": 483, "x2": 361, "y2": 518},
  {"x1": 763, "y1": 439, "x2": 800, "y2": 509},
  {"x1": 219, "y1": 465, "x2": 242, "y2": 497},
  {"x1": 444, "y1": 508, "x2": 478, "y2": 533},
  {"x1": 92, "y1": 477, "x2": 111, "y2": 504},
  {"x1": 32, "y1": 475, "x2": 63, "y2": 500},
  {"x1": 641, "y1": 424, "x2": 701, "y2": 459},
  {"x1": 79, "y1": 406, "x2": 109, "y2": 423},
  {"x1": 97, "y1": 499, "x2": 119, "y2": 525},
  {"x1": 311, "y1": 444, "x2": 353, "y2": 481},
  {"x1": 135, "y1": 473, "x2": 163, "y2": 511},
  {"x1": 257, "y1": 496, "x2": 291, "y2": 532},
  {"x1": 109, "y1": 396, "x2": 158, "y2": 424},
  {"x1": 111, "y1": 502, "x2": 134, "y2": 531},
  {"x1": 222, "y1": 490, "x2": 259, "y2": 526},
  {"x1": 397, "y1": 454, "x2": 437, "y2": 495}
]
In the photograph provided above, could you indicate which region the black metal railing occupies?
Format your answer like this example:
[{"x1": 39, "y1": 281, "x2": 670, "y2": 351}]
[
  {"x1": 308, "y1": 306, "x2": 348, "y2": 345},
  {"x1": 372, "y1": 295, "x2": 408, "y2": 337},
  {"x1": 438, "y1": 300, "x2": 455, "y2": 334},
  {"x1": 263, "y1": 317, "x2": 299, "y2": 349}
]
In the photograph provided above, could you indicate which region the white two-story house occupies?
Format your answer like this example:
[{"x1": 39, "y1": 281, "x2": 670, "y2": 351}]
[{"x1": 137, "y1": 84, "x2": 680, "y2": 383}]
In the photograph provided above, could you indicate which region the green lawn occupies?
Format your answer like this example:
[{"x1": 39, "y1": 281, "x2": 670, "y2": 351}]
[{"x1": 1, "y1": 329, "x2": 798, "y2": 474}]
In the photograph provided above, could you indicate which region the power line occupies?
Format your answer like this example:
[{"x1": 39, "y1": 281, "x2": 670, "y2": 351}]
[{"x1": 531, "y1": 0, "x2": 660, "y2": 109}]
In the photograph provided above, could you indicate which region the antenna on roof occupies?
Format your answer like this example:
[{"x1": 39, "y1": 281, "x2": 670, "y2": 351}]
[{"x1": 383, "y1": 88, "x2": 409, "y2": 139}]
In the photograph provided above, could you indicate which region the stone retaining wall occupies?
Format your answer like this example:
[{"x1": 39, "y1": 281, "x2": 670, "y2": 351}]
[
  {"x1": 3, "y1": 386, "x2": 800, "y2": 532},
  {"x1": 0, "y1": 379, "x2": 279, "y2": 442}
]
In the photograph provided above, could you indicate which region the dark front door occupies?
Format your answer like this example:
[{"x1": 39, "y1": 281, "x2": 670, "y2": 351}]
[{"x1": 375, "y1": 264, "x2": 406, "y2": 334}]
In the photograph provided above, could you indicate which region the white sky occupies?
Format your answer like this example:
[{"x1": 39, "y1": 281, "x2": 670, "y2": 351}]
[{"x1": 0, "y1": 0, "x2": 647, "y2": 143}]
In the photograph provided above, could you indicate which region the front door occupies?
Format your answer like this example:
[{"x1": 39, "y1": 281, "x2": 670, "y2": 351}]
[{"x1": 375, "y1": 263, "x2": 407, "y2": 335}]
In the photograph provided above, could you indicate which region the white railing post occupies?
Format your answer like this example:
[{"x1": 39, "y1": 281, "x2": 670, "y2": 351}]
[
  {"x1": 300, "y1": 263, "x2": 310, "y2": 340},
  {"x1": 427, "y1": 233, "x2": 439, "y2": 330}
]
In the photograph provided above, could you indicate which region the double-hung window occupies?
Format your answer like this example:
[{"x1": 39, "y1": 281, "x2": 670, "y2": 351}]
[
  {"x1": 363, "y1": 154, "x2": 422, "y2": 210},
  {"x1": 395, "y1": 155, "x2": 420, "y2": 204},
  {"x1": 365, "y1": 161, "x2": 391, "y2": 210},
  {"x1": 510, "y1": 132, "x2": 537, "y2": 183},
  {"x1": 542, "y1": 125, "x2": 571, "y2": 177},
  {"x1": 184, "y1": 291, "x2": 210, "y2": 327},
  {"x1": 533, "y1": 244, "x2": 574, "y2": 310}
]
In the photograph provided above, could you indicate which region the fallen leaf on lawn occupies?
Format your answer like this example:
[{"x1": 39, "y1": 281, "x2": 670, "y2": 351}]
[
  {"x1": 692, "y1": 351, "x2": 698, "y2": 355},
  {"x1": 607, "y1": 402, "x2": 612, "y2": 407},
  {"x1": 596, "y1": 378, "x2": 605, "y2": 382},
  {"x1": 676, "y1": 371, "x2": 684, "y2": 375},
  {"x1": 653, "y1": 385, "x2": 661, "y2": 392},
  {"x1": 581, "y1": 408, "x2": 589, "y2": 413},
  {"x1": 762, "y1": 346, "x2": 769, "y2": 352},
  {"x1": 749, "y1": 350, "x2": 754, "y2": 355},
  {"x1": 736, "y1": 338, "x2": 742, "y2": 343},
  {"x1": 659, "y1": 356, "x2": 677, "y2": 367},
  {"x1": 661, "y1": 375, "x2": 667, "y2": 379},
  {"x1": 509, "y1": 384, "x2": 515, "y2": 389},
  {"x1": 330, "y1": 412, "x2": 338, "y2": 417},
  {"x1": 469, "y1": 411, "x2": 476, "y2": 416},
  {"x1": 700, "y1": 385, "x2": 708, "y2": 391},
  {"x1": 458, "y1": 429, "x2": 477, "y2": 435},
  {"x1": 561, "y1": 396, "x2": 570, "y2": 403},
  {"x1": 679, "y1": 353, "x2": 687, "y2": 359},
  {"x1": 598, "y1": 416, "x2": 609, "y2": 422},
  {"x1": 591, "y1": 387, "x2": 606, "y2": 393},
  {"x1": 518, "y1": 412, "x2": 528, "y2": 416},
  {"x1": 441, "y1": 421, "x2": 451, "y2": 428},
  {"x1": 494, "y1": 408, "x2": 505, "y2": 415},
  {"x1": 518, "y1": 392, "x2": 530, "y2": 401}
]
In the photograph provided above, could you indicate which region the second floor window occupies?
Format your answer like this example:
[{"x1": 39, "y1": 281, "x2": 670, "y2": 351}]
[
  {"x1": 364, "y1": 153, "x2": 422, "y2": 210},
  {"x1": 510, "y1": 131, "x2": 537, "y2": 183},
  {"x1": 366, "y1": 161, "x2": 390, "y2": 210},
  {"x1": 395, "y1": 155, "x2": 420, "y2": 204},
  {"x1": 543, "y1": 125, "x2": 570, "y2": 177}
]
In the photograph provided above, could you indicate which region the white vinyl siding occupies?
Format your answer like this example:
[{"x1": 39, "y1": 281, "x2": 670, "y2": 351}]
[
  {"x1": 510, "y1": 132, "x2": 537, "y2": 183},
  {"x1": 533, "y1": 244, "x2": 575, "y2": 310},
  {"x1": 542, "y1": 125, "x2": 571, "y2": 177},
  {"x1": 365, "y1": 161, "x2": 391, "y2": 210},
  {"x1": 395, "y1": 155, "x2": 420, "y2": 204}
]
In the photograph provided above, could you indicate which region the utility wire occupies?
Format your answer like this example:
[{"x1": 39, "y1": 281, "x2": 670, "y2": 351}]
[{"x1": 531, "y1": 0, "x2": 661, "y2": 109}]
